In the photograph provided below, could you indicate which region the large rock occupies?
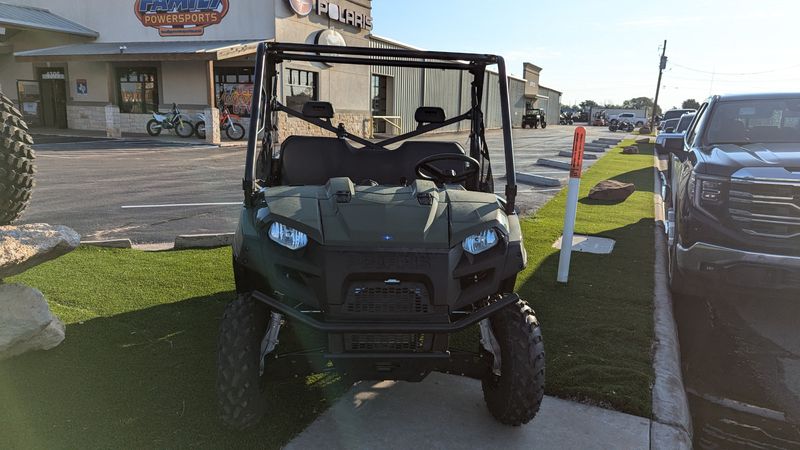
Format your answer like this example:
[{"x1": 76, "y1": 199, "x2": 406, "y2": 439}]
[
  {"x1": 588, "y1": 180, "x2": 636, "y2": 202},
  {"x1": 639, "y1": 127, "x2": 652, "y2": 135},
  {"x1": 622, "y1": 145, "x2": 640, "y2": 155},
  {"x1": 0, "y1": 283, "x2": 65, "y2": 360},
  {"x1": 0, "y1": 224, "x2": 80, "y2": 279}
]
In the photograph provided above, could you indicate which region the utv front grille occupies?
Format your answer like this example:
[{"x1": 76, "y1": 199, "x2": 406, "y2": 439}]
[
  {"x1": 344, "y1": 281, "x2": 431, "y2": 314},
  {"x1": 728, "y1": 179, "x2": 800, "y2": 239},
  {"x1": 345, "y1": 333, "x2": 426, "y2": 352}
]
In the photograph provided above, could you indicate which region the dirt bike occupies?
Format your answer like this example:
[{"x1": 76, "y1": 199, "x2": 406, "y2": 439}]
[
  {"x1": 146, "y1": 103, "x2": 194, "y2": 138},
  {"x1": 194, "y1": 107, "x2": 246, "y2": 141}
]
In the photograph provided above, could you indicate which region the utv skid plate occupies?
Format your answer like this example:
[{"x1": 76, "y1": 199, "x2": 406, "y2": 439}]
[{"x1": 251, "y1": 290, "x2": 517, "y2": 381}]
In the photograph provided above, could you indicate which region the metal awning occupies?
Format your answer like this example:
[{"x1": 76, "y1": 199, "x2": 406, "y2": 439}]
[
  {"x1": 0, "y1": 2, "x2": 98, "y2": 38},
  {"x1": 14, "y1": 40, "x2": 263, "y2": 62}
]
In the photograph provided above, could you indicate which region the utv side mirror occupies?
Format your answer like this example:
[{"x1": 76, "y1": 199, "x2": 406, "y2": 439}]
[{"x1": 655, "y1": 136, "x2": 686, "y2": 161}]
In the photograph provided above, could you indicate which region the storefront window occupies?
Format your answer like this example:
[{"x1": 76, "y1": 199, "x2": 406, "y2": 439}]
[
  {"x1": 285, "y1": 69, "x2": 318, "y2": 111},
  {"x1": 117, "y1": 68, "x2": 158, "y2": 114},
  {"x1": 16, "y1": 80, "x2": 42, "y2": 127},
  {"x1": 215, "y1": 67, "x2": 254, "y2": 117}
]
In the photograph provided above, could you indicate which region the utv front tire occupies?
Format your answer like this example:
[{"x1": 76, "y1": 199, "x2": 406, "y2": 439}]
[
  {"x1": 0, "y1": 92, "x2": 35, "y2": 225},
  {"x1": 481, "y1": 299, "x2": 545, "y2": 426},
  {"x1": 216, "y1": 294, "x2": 269, "y2": 429}
]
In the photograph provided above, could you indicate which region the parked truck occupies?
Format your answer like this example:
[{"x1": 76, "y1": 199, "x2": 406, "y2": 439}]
[{"x1": 657, "y1": 93, "x2": 800, "y2": 293}]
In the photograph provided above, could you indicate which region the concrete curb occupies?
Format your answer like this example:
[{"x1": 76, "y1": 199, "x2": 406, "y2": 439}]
[
  {"x1": 516, "y1": 172, "x2": 561, "y2": 187},
  {"x1": 536, "y1": 158, "x2": 571, "y2": 170},
  {"x1": 650, "y1": 162, "x2": 693, "y2": 450},
  {"x1": 174, "y1": 233, "x2": 234, "y2": 249},
  {"x1": 559, "y1": 150, "x2": 597, "y2": 160},
  {"x1": 80, "y1": 239, "x2": 132, "y2": 249}
]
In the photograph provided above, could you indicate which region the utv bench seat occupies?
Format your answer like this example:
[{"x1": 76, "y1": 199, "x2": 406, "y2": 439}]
[{"x1": 279, "y1": 136, "x2": 466, "y2": 186}]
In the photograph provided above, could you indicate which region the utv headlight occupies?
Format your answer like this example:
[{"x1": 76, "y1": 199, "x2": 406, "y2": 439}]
[
  {"x1": 462, "y1": 229, "x2": 499, "y2": 255},
  {"x1": 269, "y1": 222, "x2": 308, "y2": 250}
]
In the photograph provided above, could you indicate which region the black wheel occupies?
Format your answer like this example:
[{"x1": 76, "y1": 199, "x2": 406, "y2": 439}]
[
  {"x1": 226, "y1": 123, "x2": 246, "y2": 141},
  {"x1": 636, "y1": 121, "x2": 644, "y2": 127},
  {"x1": 195, "y1": 121, "x2": 206, "y2": 139},
  {"x1": 217, "y1": 294, "x2": 269, "y2": 429},
  {"x1": 533, "y1": 122, "x2": 539, "y2": 129},
  {"x1": 0, "y1": 92, "x2": 35, "y2": 225},
  {"x1": 541, "y1": 121, "x2": 547, "y2": 129},
  {"x1": 175, "y1": 119, "x2": 194, "y2": 138},
  {"x1": 482, "y1": 299, "x2": 545, "y2": 426},
  {"x1": 146, "y1": 119, "x2": 162, "y2": 136}
]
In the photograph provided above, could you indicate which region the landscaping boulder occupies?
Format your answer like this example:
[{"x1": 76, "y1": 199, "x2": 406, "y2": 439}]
[
  {"x1": 622, "y1": 145, "x2": 640, "y2": 155},
  {"x1": 588, "y1": 180, "x2": 636, "y2": 202},
  {"x1": 0, "y1": 283, "x2": 65, "y2": 360},
  {"x1": 639, "y1": 127, "x2": 651, "y2": 134},
  {"x1": 1, "y1": 224, "x2": 80, "y2": 279},
  {"x1": 636, "y1": 137, "x2": 651, "y2": 144}
]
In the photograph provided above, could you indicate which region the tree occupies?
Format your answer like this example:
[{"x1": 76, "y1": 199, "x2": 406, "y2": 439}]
[
  {"x1": 579, "y1": 99, "x2": 598, "y2": 110},
  {"x1": 682, "y1": 99, "x2": 700, "y2": 109},
  {"x1": 620, "y1": 96, "x2": 661, "y2": 116}
]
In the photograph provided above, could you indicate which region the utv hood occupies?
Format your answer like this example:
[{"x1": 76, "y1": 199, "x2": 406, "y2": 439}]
[
  {"x1": 256, "y1": 177, "x2": 508, "y2": 249},
  {"x1": 697, "y1": 143, "x2": 800, "y2": 177}
]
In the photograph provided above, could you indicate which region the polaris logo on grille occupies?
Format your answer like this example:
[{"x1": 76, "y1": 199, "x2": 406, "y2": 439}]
[{"x1": 348, "y1": 254, "x2": 432, "y2": 271}]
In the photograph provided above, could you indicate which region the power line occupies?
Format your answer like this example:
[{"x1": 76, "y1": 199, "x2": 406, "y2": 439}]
[{"x1": 669, "y1": 61, "x2": 800, "y2": 76}]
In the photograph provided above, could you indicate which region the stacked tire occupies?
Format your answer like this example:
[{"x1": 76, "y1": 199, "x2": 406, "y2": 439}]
[{"x1": 0, "y1": 92, "x2": 35, "y2": 225}]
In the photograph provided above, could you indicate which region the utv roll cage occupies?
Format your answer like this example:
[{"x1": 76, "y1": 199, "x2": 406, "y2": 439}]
[{"x1": 243, "y1": 42, "x2": 518, "y2": 213}]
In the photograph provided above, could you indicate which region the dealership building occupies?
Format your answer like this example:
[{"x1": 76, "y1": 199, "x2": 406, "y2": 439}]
[{"x1": 0, "y1": 0, "x2": 562, "y2": 138}]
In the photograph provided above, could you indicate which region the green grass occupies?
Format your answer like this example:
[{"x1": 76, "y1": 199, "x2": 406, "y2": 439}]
[
  {"x1": 515, "y1": 140, "x2": 656, "y2": 416},
  {"x1": 0, "y1": 142, "x2": 656, "y2": 447},
  {"x1": 0, "y1": 248, "x2": 348, "y2": 449}
]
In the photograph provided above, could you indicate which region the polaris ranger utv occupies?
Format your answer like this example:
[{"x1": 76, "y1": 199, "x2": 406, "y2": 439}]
[{"x1": 218, "y1": 42, "x2": 544, "y2": 429}]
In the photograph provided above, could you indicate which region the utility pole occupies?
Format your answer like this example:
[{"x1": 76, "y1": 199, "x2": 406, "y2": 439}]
[{"x1": 651, "y1": 40, "x2": 667, "y2": 129}]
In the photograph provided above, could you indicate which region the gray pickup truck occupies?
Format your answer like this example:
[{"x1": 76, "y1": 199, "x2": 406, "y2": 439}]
[{"x1": 657, "y1": 93, "x2": 800, "y2": 292}]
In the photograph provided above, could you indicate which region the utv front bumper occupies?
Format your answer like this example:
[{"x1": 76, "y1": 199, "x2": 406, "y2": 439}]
[{"x1": 250, "y1": 289, "x2": 519, "y2": 333}]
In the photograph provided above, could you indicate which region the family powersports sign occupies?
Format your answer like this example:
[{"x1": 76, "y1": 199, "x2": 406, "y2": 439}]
[{"x1": 135, "y1": 0, "x2": 229, "y2": 37}]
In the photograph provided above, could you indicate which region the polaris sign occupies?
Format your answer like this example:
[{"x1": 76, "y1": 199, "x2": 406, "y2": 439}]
[
  {"x1": 135, "y1": 0, "x2": 230, "y2": 37},
  {"x1": 316, "y1": 0, "x2": 372, "y2": 30}
]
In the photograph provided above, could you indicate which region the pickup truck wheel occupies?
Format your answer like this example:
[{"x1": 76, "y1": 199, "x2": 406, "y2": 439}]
[
  {"x1": 0, "y1": 92, "x2": 35, "y2": 225},
  {"x1": 481, "y1": 299, "x2": 545, "y2": 426},
  {"x1": 217, "y1": 293, "x2": 269, "y2": 429}
]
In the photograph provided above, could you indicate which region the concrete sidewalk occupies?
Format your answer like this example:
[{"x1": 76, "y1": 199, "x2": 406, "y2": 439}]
[{"x1": 284, "y1": 372, "x2": 650, "y2": 450}]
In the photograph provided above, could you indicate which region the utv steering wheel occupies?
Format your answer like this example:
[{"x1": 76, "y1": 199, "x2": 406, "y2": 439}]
[{"x1": 415, "y1": 153, "x2": 480, "y2": 184}]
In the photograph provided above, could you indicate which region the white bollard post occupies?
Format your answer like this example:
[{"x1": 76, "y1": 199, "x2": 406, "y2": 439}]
[{"x1": 557, "y1": 126, "x2": 586, "y2": 283}]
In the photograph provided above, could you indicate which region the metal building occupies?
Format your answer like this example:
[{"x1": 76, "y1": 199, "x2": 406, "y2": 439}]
[{"x1": 369, "y1": 35, "x2": 553, "y2": 135}]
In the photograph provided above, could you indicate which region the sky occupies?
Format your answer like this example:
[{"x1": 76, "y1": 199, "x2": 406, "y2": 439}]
[{"x1": 371, "y1": 0, "x2": 800, "y2": 110}]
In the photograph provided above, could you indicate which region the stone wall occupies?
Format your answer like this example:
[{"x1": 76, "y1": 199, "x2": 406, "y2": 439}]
[
  {"x1": 276, "y1": 112, "x2": 371, "y2": 143},
  {"x1": 66, "y1": 105, "x2": 106, "y2": 131}
]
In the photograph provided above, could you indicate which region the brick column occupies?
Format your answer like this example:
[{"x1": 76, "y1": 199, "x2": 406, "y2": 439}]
[
  {"x1": 104, "y1": 104, "x2": 121, "y2": 138},
  {"x1": 205, "y1": 108, "x2": 221, "y2": 145}
]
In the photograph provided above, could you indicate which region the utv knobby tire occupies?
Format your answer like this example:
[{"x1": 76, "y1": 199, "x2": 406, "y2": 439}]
[
  {"x1": 216, "y1": 293, "x2": 269, "y2": 429},
  {"x1": 482, "y1": 299, "x2": 545, "y2": 426},
  {"x1": 0, "y1": 92, "x2": 35, "y2": 225}
]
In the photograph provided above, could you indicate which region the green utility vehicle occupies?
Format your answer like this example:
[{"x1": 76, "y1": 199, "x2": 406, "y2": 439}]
[
  {"x1": 522, "y1": 107, "x2": 547, "y2": 129},
  {"x1": 218, "y1": 43, "x2": 544, "y2": 429}
]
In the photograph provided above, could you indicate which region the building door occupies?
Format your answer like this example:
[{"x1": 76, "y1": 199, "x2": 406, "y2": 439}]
[
  {"x1": 38, "y1": 68, "x2": 67, "y2": 128},
  {"x1": 371, "y1": 74, "x2": 388, "y2": 133}
]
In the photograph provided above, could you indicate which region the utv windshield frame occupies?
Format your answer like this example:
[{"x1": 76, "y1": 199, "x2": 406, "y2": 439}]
[{"x1": 243, "y1": 42, "x2": 518, "y2": 214}]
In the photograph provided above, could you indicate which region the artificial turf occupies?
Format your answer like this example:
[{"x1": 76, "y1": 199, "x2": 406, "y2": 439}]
[
  {"x1": 0, "y1": 140, "x2": 655, "y2": 447},
  {"x1": 515, "y1": 140, "x2": 656, "y2": 417}
]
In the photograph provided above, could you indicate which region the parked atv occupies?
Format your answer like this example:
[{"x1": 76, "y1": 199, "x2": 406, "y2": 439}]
[
  {"x1": 608, "y1": 120, "x2": 634, "y2": 132},
  {"x1": 0, "y1": 91, "x2": 35, "y2": 225},
  {"x1": 559, "y1": 112, "x2": 574, "y2": 125},
  {"x1": 522, "y1": 108, "x2": 546, "y2": 129},
  {"x1": 218, "y1": 42, "x2": 545, "y2": 430}
]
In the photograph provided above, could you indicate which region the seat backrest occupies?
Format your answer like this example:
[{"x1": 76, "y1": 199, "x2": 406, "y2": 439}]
[{"x1": 279, "y1": 137, "x2": 465, "y2": 186}]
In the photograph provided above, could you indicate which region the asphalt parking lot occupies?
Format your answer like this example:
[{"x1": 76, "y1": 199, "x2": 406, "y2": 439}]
[{"x1": 21, "y1": 125, "x2": 624, "y2": 243}]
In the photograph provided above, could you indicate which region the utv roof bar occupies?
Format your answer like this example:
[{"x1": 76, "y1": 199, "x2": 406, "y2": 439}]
[
  {"x1": 251, "y1": 290, "x2": 519, "y2": 333},
  {"x1": 243, "y1": 42, "x2": 519, "y2": 214},
  {"x1": 267, "y1": 42, "x2": 500, "y2": 65}
]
